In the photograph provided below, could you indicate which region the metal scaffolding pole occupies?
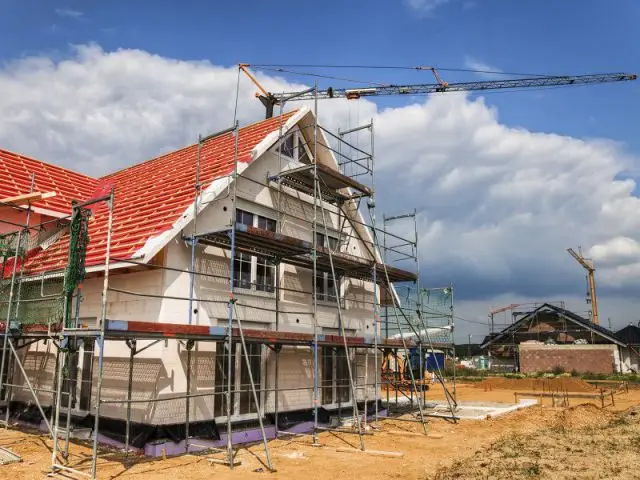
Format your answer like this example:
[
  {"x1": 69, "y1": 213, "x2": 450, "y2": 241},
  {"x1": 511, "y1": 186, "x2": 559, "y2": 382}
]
[
  {"x1": 317, "y1": 184, "x2": 365, "y2": 450},
  {"x1": 233, "y1": 303, "x2": 273, "y2": 471},
  {"x1": 124, "y1": 339, "x2": 136, "y2": 457},
  {"x1": 311, "y1": 82, "x2": 320, "y2": 447},
  {"x1": 89, "y1": 189, "x2": 115, "y2": 479},
  {"x1": 0, "y1": 174, "x2": 34, "y2": 426},
  {"x1": 274, "y1": 262, "x2": 280, "y2": 438},
  {"x1": 449, "y1": 283, "x2": 457, "y2": 403},
  {"x1": 226, "y1": 120, "x2": 240, "y2": 468},
  {"x1": 373, "y1": 216, "x2": 428, "y2": 434}
]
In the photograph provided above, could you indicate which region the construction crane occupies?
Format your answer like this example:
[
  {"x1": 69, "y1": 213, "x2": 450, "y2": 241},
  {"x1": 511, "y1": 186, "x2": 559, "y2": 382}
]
[
  {"x1": 567, "y1": 247, "x2": 599, "y2": 325},
  {"x1": 488, "y1": 304, "x2": 521, "y2": 333},
  {"x1": 239, "y1": 64, "x2": 636, "y2": 118}
]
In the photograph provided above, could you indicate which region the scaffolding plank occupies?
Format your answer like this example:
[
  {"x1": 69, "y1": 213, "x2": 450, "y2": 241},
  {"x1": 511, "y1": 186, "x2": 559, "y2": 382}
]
[
  {"x1": 0, "y1": 191, "x2": 56, "y2": 206},
  {"x1": 102, "y1": 319, "x2": 424, "y2": 348},
  {"x1": 270, "y1": 163, "x2": 372, "y2": 204},
  {"x1": 0, "y1": 447, "x2": 22, "y2": 465},
  {"x1": 197, "y1": 224, "x2": 417, "y2": 283}
]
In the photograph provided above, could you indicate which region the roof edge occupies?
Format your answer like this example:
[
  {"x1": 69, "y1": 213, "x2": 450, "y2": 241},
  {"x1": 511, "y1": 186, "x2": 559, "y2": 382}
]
[
  {"x1": 481, "y1": 303, "x2": 626, "y2": 348},
  {"x1": 131, "y1": 107, "x2": 309, "y2": 264},
  {"x1": 0, "y1": 148, "x2": 99, "y2": 183}
]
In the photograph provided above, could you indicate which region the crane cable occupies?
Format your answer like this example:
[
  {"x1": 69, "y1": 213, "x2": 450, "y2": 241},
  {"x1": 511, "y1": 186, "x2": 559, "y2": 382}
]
[{"x1": 249, "y1": 63, "x2": 561, "y2": 78}]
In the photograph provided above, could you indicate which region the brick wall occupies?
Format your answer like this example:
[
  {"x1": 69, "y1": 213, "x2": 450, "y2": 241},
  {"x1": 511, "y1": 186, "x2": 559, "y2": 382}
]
[{"x1": 518, "y1": 343, "x2": 618, "y2": 374}]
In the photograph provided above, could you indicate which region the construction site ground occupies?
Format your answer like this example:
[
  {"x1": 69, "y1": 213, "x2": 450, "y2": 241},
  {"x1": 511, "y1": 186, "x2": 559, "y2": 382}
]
[{"x1": 1, "y1": 379, "x2": 640, "y2": 479}]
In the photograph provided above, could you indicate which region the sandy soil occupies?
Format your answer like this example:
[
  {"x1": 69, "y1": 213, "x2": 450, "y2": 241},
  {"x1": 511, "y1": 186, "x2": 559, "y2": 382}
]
[
  {"x1": 0, "y1": 381, "x2": 638, "y2": 479},
  {"x1": 433, "y1": 404, "x2": 640, "y2": 479}
]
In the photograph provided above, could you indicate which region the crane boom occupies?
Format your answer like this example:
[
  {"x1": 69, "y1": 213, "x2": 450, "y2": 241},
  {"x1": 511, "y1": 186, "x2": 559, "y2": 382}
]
[
  {"x1": 567, "y1": 248, "x2": 599, "y2": 325},
  {"x1": 277, "y1": 72, "x2": 636, "y2": 101},
  {"x1": 489, "y1": 303, "x2": 522, "y2": 316},
  {"x1": 240, "y1": 64, "x2": 636, "y2": 117}
]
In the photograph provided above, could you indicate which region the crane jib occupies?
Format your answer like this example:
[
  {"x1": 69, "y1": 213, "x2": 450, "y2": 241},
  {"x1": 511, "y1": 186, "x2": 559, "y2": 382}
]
[{"x1": 276, "y1": 73, "x2": 637, "y2": 101}]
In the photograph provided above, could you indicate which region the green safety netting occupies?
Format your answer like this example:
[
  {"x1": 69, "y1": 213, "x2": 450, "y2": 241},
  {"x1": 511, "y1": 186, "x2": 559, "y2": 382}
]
[
  {"x1": 381, "y1": 285, "x2": 454, "y2": 342},
  {"x1": 62, "y1": 207, "x2": 91, "y2": 328},
  {"x1": 0, "y1": 206, "x2": 91, "y2": 330}
]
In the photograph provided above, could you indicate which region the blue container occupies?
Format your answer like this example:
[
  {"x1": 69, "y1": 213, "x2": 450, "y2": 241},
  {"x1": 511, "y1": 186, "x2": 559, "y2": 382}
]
[{"x1": 425, "y1": 350, "x2": 445, "y2": 372}]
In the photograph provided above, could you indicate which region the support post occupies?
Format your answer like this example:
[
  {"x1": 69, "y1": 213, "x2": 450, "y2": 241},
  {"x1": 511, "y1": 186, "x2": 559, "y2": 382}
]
[
  {"x1": 125, "y1": 339, "x2": 136, "y2": 457},
  {"x1": 225, "y1": 119, "x2": 240, "y2": 467},
  {"x1": 233, "y1": 304, "x2": 273, "y2": 471},
  {"x1": 274, "y1": 262, "x2": 280, "y2": 438},
  {"x1": 185, "y1": 339, "x2": 194, "y2": 453},
  {"x1": 312, "y1": 82, "x2": 319, "y2": 447},
  {"x1": 89, "y1": 189, "x2": 114, "y2": 479}
]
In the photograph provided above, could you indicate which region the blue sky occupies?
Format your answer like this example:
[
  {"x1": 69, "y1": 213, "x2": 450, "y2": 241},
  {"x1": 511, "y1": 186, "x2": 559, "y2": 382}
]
[
  {"x1": 2, "y1": 0, "x2": 638, "y2": 151},
  {"x1": 2, "y1": 1, "x2": 640, "y2": 335}
]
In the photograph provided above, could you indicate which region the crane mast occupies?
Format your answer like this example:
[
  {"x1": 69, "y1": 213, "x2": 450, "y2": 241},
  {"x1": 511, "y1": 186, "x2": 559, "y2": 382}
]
[{"x1": 567, "y1": 248, "x2": 599, "y2": 325}]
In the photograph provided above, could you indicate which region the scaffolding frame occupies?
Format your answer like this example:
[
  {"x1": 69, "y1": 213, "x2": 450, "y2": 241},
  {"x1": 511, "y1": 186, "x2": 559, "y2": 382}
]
[{"x1": 0, "y1": 73, "x2": 452, "y2": 477}]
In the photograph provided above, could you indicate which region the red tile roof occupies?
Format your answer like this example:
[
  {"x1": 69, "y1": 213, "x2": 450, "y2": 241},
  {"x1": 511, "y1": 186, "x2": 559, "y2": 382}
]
[
  {"x1": 1, "y1": 111, "x2": 298, "y2": 275},
  {"x1": 0, "y1": 149, "x2": 98, "y2": 215}
]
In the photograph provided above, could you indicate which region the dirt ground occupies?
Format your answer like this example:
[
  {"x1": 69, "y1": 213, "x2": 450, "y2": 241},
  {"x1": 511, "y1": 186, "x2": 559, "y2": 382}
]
[{"x1": 1, "y1": 381, "x2": 639, "y2": 479}]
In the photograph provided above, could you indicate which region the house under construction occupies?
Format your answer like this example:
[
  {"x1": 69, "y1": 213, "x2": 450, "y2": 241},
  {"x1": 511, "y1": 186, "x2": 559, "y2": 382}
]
[{"x1": 0, "y1": 101, "x2": 454, "y2": 477}]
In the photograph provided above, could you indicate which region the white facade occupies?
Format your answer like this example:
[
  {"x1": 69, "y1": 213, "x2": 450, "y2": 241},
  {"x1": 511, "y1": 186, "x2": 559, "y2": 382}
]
[{"x1": 10, "y1": 110, "x2": 380, "y2": 427}]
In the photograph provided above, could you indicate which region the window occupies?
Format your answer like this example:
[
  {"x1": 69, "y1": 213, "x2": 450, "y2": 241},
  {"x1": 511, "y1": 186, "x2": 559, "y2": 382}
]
[
  {"x1": 322, "y1": 347, "x2": 350, "y2": 405},
  {"x1": 79, "y1": 337, "x2": 95, "y2": 411},
  {"x1": 276, "y1": 130, "x2": 312, "y2": 164},
  {"x1": 60, "y1": 350, "x2": 79, "y2": 409},
  {"x1": 233, "y1": 209, "x2": 277, "y2": 293},
  {"x1": 214, "y1": 341, "x2": 235, "y2": 418},
  {"x1": 239, "y1": 343, "x2": 262, "y2": 414},
  {"x1": 214, "y1": 341, "x2": 262, "y2": 417},
  {"x1": 315, "y1": 233, "x2": 339, "y2": 302},
  {"x1": 316, "y1": 232, "x2": 339, "y2": 251}
]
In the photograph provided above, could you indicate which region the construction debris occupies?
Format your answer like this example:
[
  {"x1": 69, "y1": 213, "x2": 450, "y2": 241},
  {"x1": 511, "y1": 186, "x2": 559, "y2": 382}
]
[{"x1": 0, "y1": 447, "x2": 22, "y2": 465}]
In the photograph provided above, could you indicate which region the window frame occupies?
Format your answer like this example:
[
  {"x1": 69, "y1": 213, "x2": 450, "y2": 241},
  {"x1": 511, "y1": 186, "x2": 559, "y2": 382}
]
[
  {"x1": 276, "y1": 128, "x2": 313, "y2": 164},
  {"x1": 315, "y1": 232, "x2": 341, "y2": 304},
  {"x1": 214, "y1": 341, "x2": 263, "y2": 420},
  {"x1": 321, "y1": 346, "x2": 351, "y2": 406},
  {"x1": 233, "y1": 209, "x2": 277, "y2": 296}
]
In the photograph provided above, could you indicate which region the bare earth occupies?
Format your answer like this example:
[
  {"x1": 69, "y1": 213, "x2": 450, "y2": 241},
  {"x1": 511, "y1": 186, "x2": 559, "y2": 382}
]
[{"x1": 1, "y1": 382, "x2": 639, "y2": 480}]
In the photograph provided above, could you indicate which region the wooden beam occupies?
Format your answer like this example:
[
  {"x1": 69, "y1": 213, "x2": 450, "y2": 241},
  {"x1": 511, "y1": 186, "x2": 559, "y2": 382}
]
[
  {"x1": 0, "y1": 191, "x2": 56, "y2": 205},
  {"x1": 385, "y1": 430, "x2": 443, "y2": 439},
  {"x1": 208, "y1": 458, "x2": 242, "y2": 466},
  {"x1": 336, "y1": 448, "x2": 404, "y2": 458}
]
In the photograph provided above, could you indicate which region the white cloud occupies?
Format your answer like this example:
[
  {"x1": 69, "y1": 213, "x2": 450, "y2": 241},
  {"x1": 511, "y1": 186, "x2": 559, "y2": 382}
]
[
  {"x1": 404, "y1": 0, "x2": 451, "y2": 15},
  {"x1": 404, "y1": 0, "x2": 477, "y2": 16},
  {"x1": 1, "y1": 44, "x2": 640, "y2": 326},
  {"x1": 55, "y1": 7, "x2": 83, "y2": 18},
  {"x1": 464, "y1": 56, "x2": 503, "y2": 78}
]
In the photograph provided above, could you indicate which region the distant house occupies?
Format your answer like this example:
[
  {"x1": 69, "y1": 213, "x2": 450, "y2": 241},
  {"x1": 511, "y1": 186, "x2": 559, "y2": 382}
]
[
  {"x1": 481, "y1": 303, "x2": 636, "y2": 374},
  {"x1": 616, "y1": 324, "x2": 640, "y2": 373}
]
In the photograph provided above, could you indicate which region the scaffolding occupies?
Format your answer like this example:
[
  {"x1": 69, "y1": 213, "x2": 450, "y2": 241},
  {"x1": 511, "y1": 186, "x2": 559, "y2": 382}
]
[{"x1": 0, "y1": 75, "x2": 454, "y2": 478}]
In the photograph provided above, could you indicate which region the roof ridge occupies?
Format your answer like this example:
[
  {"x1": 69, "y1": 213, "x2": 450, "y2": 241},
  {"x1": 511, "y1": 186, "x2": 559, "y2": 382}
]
[
  {"x1": 0, "y1": 147, "x2": 98, "y2": 182},
  {"x1": 99, "y1": 108, "x2": 301, "y2": 180}
]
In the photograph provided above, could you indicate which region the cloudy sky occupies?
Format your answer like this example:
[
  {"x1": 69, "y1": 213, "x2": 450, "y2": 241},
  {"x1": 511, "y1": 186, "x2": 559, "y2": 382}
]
[{"x1": 1, "y1": 0, "x2": 640, "y2": 340}]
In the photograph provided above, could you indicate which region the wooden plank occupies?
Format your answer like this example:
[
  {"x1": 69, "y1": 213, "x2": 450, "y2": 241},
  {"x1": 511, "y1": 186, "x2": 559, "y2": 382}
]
[
  {"x1": 385, "y1": 430, "x2": 443, "y2": 439},
  {"x1": 0, "y1": 447, "x2": 21, "y2": 465},
  {"x1": 208, "y1": 458, "x2": 242, "y2": 466},
  {"x1": 336, "y1": 448, "x2": 404, "y2": 458},
  {"x1": 0, "y1": 191, "x2": 56, "y2": 205},
  {"x1": 514, "y1": 391, "x2": 603, "y2": 399}
]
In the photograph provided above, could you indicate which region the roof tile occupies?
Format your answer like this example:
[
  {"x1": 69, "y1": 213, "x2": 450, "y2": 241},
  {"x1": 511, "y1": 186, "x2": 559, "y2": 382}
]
[{"x1": 1, "y1": 111, "x2": 298, "y2": 275}]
